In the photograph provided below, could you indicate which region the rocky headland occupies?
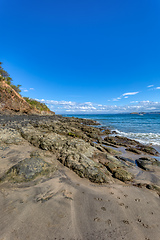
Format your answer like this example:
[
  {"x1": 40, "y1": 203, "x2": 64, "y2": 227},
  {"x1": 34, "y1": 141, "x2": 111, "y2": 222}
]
[{"x1": 0, "y1": 113, "x2": 160, "y2": 239}]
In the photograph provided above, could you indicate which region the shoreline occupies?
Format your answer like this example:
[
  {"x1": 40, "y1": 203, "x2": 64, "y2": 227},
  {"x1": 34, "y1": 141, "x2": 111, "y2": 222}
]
[
  {"x1": 65, "y1": 113, "x2": 160, "y2": 148},
  {"x1": 0, "y1": 113, "x2": 160, "y2": 239}
]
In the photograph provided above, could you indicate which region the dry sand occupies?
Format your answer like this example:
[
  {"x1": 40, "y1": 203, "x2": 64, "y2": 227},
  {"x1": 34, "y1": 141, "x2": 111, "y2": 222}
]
[{"x1": 0, "y1": 143, "x2": 160, "y2": 240}]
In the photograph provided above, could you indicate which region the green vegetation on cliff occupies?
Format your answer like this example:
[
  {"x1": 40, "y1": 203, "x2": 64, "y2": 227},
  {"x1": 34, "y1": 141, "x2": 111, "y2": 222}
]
[
  {"x1": 0, "y1": 62, "x2": 21, "y2": 94},
  {"x1": 23, "y1": 97, "x2": 50, "y2": 112},
  {"x1": 0, "y1": 62, "x2": 51, "y2": 112}
]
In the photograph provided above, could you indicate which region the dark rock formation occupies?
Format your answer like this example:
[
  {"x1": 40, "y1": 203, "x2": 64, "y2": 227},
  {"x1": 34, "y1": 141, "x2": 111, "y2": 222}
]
[
  {"x1": 1, "y1": 157, "x2": 55, "y2": 182},
  {"x1": 136, "y1": 157, "x2": 160, "y2": 171},
  {"x1": 104, "y1": 135, "x2": 159, "y2": 155},
  {"x1": 0, "y1": 114, "x2": 159, "y2": 184},
  {"x1": 104, "y1": 136, "x2": 139, "y2": 147},
  {"x1": 94, "y1": 152, "x2": 133, "y2": 182}
]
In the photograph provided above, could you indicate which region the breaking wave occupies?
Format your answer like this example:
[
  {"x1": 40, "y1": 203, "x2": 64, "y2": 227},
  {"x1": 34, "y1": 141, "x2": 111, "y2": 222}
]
[{"x1": 114, "y1": 130, "x2": 160, "y2": 146}]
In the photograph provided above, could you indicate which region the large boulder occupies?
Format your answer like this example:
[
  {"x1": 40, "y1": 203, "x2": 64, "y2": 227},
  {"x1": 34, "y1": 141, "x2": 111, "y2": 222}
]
[
  {"x1": 96, "y1": 153, "x2": 133, "y2": 182},
  {"x1": 62, "y1": 153, "x2": 110, "y2": 183},
  {"x1": 0, "y1": 127, "x2": 24, "y2": 144},
  {"x1": 1, "y1": 157, "x2": 54, "y2": 182},
  {"x1": 113, "y1": 169, "x2": 133, "y2": 182}
]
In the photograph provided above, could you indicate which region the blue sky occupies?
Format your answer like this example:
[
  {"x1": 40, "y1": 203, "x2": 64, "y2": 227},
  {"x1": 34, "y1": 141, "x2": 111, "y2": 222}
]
[{"x1": 1, "y1": 0, "x2": 160, "y2": 113}]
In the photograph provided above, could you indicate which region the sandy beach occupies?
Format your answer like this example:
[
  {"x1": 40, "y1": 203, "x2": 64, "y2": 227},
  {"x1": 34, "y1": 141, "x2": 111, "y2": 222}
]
[{"x1": 0, "y1": 115, "x2": 160, "y2": 240}]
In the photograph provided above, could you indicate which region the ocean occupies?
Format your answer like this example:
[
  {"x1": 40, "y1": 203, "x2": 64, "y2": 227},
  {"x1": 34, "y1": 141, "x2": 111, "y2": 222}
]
[{"x1": 63, "y1": 114, "x2": 160, "y2": 146}]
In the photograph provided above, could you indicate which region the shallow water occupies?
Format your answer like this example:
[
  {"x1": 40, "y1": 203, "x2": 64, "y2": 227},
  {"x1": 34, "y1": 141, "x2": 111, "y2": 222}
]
[{"x1": 64, "y1": 113, "x2": 160, "y2": 146}]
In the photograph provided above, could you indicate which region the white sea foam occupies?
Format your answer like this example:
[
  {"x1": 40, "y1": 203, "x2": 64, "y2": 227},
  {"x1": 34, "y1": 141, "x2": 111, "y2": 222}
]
[{"x1": 113, "y1": 130, "x2": 160, "y2": 146}]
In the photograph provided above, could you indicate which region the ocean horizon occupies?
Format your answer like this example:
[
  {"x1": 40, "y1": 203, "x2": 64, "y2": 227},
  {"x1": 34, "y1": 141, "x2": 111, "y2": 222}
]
[{"x1": 63, "y1": 113, "x2": 160, "y2": 146}]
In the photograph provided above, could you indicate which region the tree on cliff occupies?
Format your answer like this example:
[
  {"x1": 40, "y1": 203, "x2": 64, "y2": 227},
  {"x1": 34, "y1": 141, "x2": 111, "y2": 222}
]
[
  {"x1": 0, "y1": 62, "x2": 21, "y2": 94},
  {"x1": 0, "y1": 62, "x2": 10, "y2": 79}
]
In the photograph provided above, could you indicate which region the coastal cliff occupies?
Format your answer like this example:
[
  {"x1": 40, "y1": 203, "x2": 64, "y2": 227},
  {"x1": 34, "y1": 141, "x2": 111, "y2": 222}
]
[{"x1": 0, "y1": 80, "x2": 54, "y2": 115}]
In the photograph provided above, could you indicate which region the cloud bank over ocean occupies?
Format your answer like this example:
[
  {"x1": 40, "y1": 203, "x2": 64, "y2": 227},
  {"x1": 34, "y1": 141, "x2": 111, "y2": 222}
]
[{"x1": 36, "y1": 99, "x2": 160, "y2": 114}]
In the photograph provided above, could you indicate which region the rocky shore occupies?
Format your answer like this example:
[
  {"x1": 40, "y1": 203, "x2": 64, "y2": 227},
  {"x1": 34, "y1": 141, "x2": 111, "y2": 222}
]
[{"x1": 0, "y1": 114, "x2": 160, "y2": 240}]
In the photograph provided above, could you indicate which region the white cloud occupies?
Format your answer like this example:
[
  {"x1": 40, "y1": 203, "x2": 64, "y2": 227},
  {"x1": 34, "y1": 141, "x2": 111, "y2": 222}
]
[
  {"x1": 113, "y1": 98, "x2": 119, "y2": 101},
  {"x1": 36, "y1": 98, "x2": 160, "y2": 113},
  {"x1": 130, "y1": 101, "x2": 138, "y2": 103},
  {"x1": 30, "y1": 88, "x2": 34, "y2": 90},
  {"x1": 122, "y1": 92, "x2": 139, "y2": 96},
  {"x1": 24, "y1": 89, "x2": 28, "y2": 92},
  {"x1": 147, "y1": 85, "x2": 154, "y2": 88},
  {"x1": 112, "y1": 97, "x2": 121, "y2": 101},
  {"x1": 156, "y1": 87, "x2": 160, "y2": 89},
  {"x1": 124, "y1": 96, "x2": 128, "y2": 99}
]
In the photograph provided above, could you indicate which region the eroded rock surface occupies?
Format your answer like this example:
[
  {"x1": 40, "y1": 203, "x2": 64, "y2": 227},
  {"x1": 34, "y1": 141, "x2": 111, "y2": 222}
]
[
  {"x1": 136, "y1": 157, "x2": 160, "y2": 171},
  {"x1": 0, "y1": 114, "x2": 159, "y2": 185},
  {"x1": 1, "y1": 157, "x2": 55, "y2": 183},
  {"x1": 104, "y1": 136, "x2": 159, "y2": 155}
]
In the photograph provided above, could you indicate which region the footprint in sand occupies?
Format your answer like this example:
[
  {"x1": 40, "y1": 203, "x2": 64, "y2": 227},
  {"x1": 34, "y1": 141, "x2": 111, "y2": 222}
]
[
  {"x1": 94, "y1": 197, "x2": 103, "y2": 201},
  {"x1": 122, "y1": 220, "x2": 129, "y2": 224},
  {"x1": 94, "y1": 217, "x2": 100, "y2": 222},
  {"x1": 119, "y1": 203, "x2": 125, "y2": 206},
  {"x1": 101, "y1": 207, "x2": 106, "y2": 211},
  {"x1": 105, "y1": 219, "x2": 112, "y2": 226},
  {"x1": 137, "y1": 218, "x2": 149, "y2": 228},
  {"x1": 63, "y1": 190, "x2": 73, "y2": 200},
  {"x1": 135, "y1": 198, "x2": 140, "y2": 202}
]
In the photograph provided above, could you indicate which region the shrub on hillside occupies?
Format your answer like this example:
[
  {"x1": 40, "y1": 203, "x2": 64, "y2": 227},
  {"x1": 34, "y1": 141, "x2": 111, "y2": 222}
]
[{"x1": 23, "y1": 97, "x2": 50, "y2": 111}]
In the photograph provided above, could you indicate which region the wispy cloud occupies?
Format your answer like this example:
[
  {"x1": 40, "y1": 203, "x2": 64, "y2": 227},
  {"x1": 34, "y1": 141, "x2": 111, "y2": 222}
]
[
  {"x1": 147, "y1": 85, "x2": 154, "y2": 88},
  {"x1": 21, "y1": 87, "x2": 34, "y2": 92},
  {"x1": 110, "y1": 91, "x2": 139, "y2": 102},
  {"x1": 122, "y1": 92, "x2": 139, "y2": 96},
  {"x1": 155, "y1": 87, "x2": 160, "y2": 89},
  {"x1": 112, "y1": 97, "x2": 121, "y2": 101},
  {"x1": 113, "y1": 98, "x2": 119, "y2": 101},
  {"x1": 36, "y1": 98, "x2": 160, "y2": 113}
]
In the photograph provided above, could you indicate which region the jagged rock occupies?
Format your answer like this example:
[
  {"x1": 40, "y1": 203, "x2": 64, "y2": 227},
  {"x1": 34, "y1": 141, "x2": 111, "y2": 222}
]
[
  {"x1": 136, "y1": 157, "x2": 160, "y2": 170},
  {"x1": 0, "y1": 114, "x2": 138, "y2": 184},
  {"x1": 101, "y1": 145, "x2": 121, "y2": 155},
  {"x1": 19, "y1": 124, "x2": 111, "y2": 183},
  {"x1": 0, "y1": 127, "x2": 23, "y2": 144},
  {"x1": 116, "y1": 156, "x2": 134, "y2": 165},
  {"x1": 135, "y1": 145, "x2": 159, "y2": 155},
  {"x1": 104, "y1": 136, "x2": 158, "y2": 155},
  {"x1": 1, "y1": 157, "x2": 54, "y2": 182},
  {"x1": 102, "y1": 129, "x2": 111, "y2": 135},
  {"x1": 152, "y1": 185, "x2": 160, "y2": 196},
  {"x1": 95, "y1": 145, "x2": 106, "y2": 152},
  {"x1": 113, "y1": 169, "x2": 133, "y2": 182},
  {"x1": 102, "y1": 140, "x2": 119, "y2": 148},
  {"x1": 97, "y1": 153, "x2": 133, "y2": 182},
  {"x1": 62, "y1": 153, "x2": 110, "y2": 183},
  {"x1": 104, "y1": 136, "x2": 139, "y2": 147},
  {"x1": 126, "y1": 146, "x2": 141, "y2": 154}
]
